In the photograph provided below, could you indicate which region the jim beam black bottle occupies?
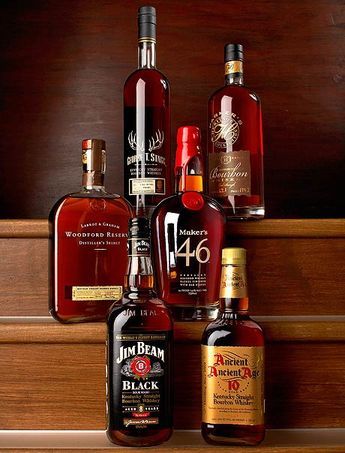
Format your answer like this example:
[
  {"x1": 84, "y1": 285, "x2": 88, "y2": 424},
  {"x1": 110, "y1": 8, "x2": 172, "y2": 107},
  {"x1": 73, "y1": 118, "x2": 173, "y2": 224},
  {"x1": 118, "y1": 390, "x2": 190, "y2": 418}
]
[
  {"x1": 201, "y1": 248, "x2": 265, "y2": 445},
  {"x1": 107, "y1": 217, "x2": 173, "y2": 446}
]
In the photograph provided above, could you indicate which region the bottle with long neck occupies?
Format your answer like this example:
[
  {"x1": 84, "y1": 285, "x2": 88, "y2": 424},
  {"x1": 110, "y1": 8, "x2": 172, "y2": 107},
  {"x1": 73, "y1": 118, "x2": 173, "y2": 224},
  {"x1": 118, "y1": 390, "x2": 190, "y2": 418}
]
[
  {"x1": 107, "y1": 217, "x2": 173, "y2": 447},
  {"x1": 201, "y1": 248, "x2": 265, "y2": 445},
  {"x1": 124, "y1": 6, "x2": 171, "y2": 216},
  {"x1": 208, "y1": 44, "x2": 264, "y2": 219},
  {"x1": 49, "y1": 139, "x2": 132, "y2": 323},
  {"x1": 151, "y1": 126, "x2": 225, "y2": 321}
]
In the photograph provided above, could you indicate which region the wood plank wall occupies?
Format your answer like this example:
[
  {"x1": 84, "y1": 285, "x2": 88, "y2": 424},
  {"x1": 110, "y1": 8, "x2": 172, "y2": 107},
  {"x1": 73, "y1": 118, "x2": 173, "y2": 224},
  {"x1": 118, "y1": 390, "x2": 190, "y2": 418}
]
[
  {"x1": 0, "y1": 219, "x2": 344, "y2": 429},
  {"x1": 0, "y1": 0, "x2": 344, "y2": 219}
]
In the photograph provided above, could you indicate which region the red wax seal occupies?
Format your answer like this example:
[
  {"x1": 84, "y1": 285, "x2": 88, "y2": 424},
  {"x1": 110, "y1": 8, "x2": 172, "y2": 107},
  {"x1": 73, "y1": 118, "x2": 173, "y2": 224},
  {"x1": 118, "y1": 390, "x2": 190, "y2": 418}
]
[
  {"x1": 181, "y1": 192, "x2": 204, "y2": 211},
  {"x1": 130, "y1": 356, "x2": 151, "y2": 378}
]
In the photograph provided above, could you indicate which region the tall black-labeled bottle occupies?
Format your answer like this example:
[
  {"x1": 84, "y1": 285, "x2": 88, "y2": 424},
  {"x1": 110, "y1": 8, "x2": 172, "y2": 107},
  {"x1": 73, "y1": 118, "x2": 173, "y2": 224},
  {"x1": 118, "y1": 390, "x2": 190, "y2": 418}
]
[
  {"x1": 124, "y1": 6, "x2": 171, "y2": 215},
  {"x1": 107, "y1": 217, "x2": 173, "y2": 447}
]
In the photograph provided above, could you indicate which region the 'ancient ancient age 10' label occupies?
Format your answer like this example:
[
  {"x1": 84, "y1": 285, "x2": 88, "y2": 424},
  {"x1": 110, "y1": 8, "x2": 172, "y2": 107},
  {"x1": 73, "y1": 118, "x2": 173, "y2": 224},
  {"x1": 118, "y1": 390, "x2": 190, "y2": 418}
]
[{"x1": 202, "y1": 346, "x2": 264, "y2": 426}]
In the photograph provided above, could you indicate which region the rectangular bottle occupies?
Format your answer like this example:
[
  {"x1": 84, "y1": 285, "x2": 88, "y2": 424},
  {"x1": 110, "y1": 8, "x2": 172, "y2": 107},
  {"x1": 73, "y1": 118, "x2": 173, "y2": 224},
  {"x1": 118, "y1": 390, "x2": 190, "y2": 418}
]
[
  {"x1": 208, "y1": 44, "x2": 264, "y2": 219},
  {"x1": 49, "y1": 139, "x2": 132, "y2": 323},
  {"x1": 124, "y1": 6, "x2": 171, "y2": 215},
  {"x1": 107, "y1": 217, "x2": 173, "y2": 447},
  {"x1": 201, "y1": 248, "x2": 265, "y2": 445},
  {"x1": 151, "y1": 126, "x2": 225, "y2": 321}
]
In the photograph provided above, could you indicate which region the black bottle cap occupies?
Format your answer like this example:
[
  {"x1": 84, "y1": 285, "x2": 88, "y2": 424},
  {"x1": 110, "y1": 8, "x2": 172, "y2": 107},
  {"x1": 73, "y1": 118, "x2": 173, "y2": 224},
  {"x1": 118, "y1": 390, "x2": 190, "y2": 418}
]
[
  {"x1": 129, "y1": 217, "x2": 150, "y2": 239},
  {"x1": 224, "y1": 43, "x2": 244, "y2": 62},
  {"x1": 138, "y1": 5, "x2": 156, "y2": 41}
]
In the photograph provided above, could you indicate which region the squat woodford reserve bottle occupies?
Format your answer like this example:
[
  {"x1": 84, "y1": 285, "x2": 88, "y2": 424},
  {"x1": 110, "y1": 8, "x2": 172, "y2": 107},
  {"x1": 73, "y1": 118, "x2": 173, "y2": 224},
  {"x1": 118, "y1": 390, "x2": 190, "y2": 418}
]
[
  {"x1": 208, "y1": 44, "x2": 264, "y2": 219},
  {"x1": 124, "y1": 6, "x2": 171, "y2": 214},
  {"x1": 151, "y1": 126, "x2": 225, "y2": 321},
  {"x1": 49, "y1": 139, "x2": 132, "y2": 323},
  {"x1": 107, "y1": 217, "x2": 173, "y2": 447},
  {"x1": 202, "y1": 248, "x2": 265, "y2": 445}
]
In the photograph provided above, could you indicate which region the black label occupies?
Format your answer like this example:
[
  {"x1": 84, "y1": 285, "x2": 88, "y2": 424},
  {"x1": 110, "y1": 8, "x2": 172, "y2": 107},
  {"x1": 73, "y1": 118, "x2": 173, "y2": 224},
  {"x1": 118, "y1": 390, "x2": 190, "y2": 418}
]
[
  {"x1": 111, "y1": 332, "x2": 171, "y2": 430},
  {"x1": 124, "y1": 106, "x2": 168, "y2": 202},
  {"x1": 128, "y1": 238, "x2": 151, "y2": 257}
]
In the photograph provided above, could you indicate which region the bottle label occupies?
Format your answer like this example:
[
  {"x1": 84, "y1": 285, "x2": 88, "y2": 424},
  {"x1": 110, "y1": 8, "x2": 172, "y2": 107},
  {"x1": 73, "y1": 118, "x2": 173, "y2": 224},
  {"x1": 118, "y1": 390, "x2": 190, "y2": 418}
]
[
  {"x1": 208, "y1": 151, "x2": 251, "y2": 197},
  {"x1": 129, "y1": 177, "x2": 165, "y2": 196},
  {"x1": 210, "y1": 111, "x2": 242, "y2": 147},
  {"x1": 128, "y1": 238, "x2": 151, "y2": 257},
  {"x1": 219, "y1": 265, "x2": 247, "y2": 299},
  {"x1": 172, "y1": 229, "x2": 211, "y2": 296},
  {"x1": 125, "y1": 123, "x2": 168, "y2": 198},
  {"x1": 72, "y1": 286, "x2": 122, "y2": 301},
  {"x1": 202, "y1": 345, "x2": 264, "y2": 425},
  {"x1": 111, "y1": 332, "x2": 171, "y2": 430},
  {"x1": 225, "y1": 60, "x2": 243, "y2": 75}
]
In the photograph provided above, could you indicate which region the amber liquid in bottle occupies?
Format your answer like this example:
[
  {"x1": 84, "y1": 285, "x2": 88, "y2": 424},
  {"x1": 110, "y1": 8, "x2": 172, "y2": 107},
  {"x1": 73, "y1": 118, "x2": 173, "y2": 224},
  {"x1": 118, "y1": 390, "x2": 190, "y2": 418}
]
[
  {"x1": 202, "y1": 248, "x2": 265, "y2": 445},
  {"x1": 152, "y1": 126, "x2": 225, "y2": 321},
  {"x1": 107, "y1": 217, "x2": 173, "y2": 447},
  {"x1": 208, "y1": 44, "x2": 264, "y2": 219},
  {"x1": 124, "y1": 6, "x2": 171, "y2": 215},
  {"x1": 49, "y1": 139, "x2": 132, "y2": 323}
]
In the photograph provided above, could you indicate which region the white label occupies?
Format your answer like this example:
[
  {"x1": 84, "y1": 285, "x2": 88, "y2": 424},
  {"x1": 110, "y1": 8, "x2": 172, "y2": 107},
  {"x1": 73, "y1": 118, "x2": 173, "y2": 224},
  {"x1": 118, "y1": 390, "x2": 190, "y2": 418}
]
[{"x1": 129, "y1": 178, "x2": 166, "y2": 196}]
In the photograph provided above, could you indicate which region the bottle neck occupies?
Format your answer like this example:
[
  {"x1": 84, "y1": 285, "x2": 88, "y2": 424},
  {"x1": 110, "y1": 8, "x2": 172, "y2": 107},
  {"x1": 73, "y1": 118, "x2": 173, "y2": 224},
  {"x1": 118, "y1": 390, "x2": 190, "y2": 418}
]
[
  {"x1": 82, "y1": 172, "x2": 105, "y2": 190},
  {"x1": 218, "y1": 263, "x2": 249, "y2": 314},
  {"x1": 175, "y1": 154, "x2": 204, "y2": 193},
  {"x1": 225, "y1": 60, "x2": 244, "y2": 86},
  {"x1": 138, "y1": 40, "x2": 156, "y2": 69},
  {"x1": 125, "y1": 237, "x2": 154, "y2": 292}
]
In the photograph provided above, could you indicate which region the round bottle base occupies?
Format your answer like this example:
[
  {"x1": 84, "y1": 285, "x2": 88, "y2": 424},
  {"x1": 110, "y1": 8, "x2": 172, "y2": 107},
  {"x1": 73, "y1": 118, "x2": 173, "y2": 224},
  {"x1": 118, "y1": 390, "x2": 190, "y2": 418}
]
[
  {"x1": 169, "y1": 305, "x2": 218, "y2": 322},
  {"x1": 225, "y1": 206, "x2": 265, "y2": 220}
]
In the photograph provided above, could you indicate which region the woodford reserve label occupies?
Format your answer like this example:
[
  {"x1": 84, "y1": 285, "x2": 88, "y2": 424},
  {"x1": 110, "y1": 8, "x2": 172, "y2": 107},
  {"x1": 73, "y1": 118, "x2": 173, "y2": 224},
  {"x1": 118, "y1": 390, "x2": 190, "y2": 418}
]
[
  {"x1": 202, "y1": 346, "x2": 264, "y2": 425},
  {"x1": 208, "y1": 151, "x2": 251, "y2": 197}
]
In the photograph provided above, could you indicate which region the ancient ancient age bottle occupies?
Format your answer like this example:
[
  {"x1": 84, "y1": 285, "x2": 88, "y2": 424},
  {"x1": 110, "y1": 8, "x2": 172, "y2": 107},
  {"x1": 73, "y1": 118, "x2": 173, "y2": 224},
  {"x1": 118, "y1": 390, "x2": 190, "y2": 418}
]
[
  {"x1": 107, "y1": 217, "x2": 173, "y2": 446},
  {"x1": 151, "y1": 126, "x2": 225, "y2": 321},
  {"x1": 208, "y1": 44, "x2": 264, "y2": 219},
  {"x1": 202, "y1": 248, "x2": 265, "y2": 445},
  {"x1": 49, "y1": 139, "x2": 132, "y2": 323},
  {"x1": 124, "y1": 6, "x2": 171, "y2": 215}
]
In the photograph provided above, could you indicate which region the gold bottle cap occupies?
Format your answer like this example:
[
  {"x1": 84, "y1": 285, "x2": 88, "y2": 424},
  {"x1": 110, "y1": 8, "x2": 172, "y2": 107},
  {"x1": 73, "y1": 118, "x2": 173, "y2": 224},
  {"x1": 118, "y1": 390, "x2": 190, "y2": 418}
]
[{"x1": 222, "y1": 247, "x2": 246, "y2": 265}]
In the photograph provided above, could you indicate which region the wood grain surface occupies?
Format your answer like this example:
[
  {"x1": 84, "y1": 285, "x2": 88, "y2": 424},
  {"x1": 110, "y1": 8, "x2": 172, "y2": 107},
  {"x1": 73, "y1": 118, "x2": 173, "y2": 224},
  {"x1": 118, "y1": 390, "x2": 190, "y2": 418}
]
[
  {"x1": 0, "y1": 340, "x2": 344, "y2": 429},
  {"x1": 0, "y1": 0, "x2": 344, "y2": 219},
  {"x1": 0, "y1": 219, "x2": 344, "y2": 315}
]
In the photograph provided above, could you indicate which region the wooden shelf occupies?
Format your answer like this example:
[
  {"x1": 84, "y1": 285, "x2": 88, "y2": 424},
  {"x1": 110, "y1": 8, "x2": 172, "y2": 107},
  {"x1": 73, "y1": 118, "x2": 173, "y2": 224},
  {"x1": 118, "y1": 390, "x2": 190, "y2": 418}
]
[
  {"x1": 0, "y1": 218, "x2": 344, "y2": 238},
  {"x1": 0, "y1": 429, "x2": 344, "y2": 452},
  {"x1": 0, "y1": 317, "x2": 345, "y2": 344}
]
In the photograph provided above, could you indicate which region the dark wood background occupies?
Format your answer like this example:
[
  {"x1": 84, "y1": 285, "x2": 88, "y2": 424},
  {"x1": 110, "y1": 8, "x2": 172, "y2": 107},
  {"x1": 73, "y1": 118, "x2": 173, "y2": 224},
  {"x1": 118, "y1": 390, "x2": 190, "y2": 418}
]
[{"x1": 0, "y1": 0, "x2": 344, "y2": 219}]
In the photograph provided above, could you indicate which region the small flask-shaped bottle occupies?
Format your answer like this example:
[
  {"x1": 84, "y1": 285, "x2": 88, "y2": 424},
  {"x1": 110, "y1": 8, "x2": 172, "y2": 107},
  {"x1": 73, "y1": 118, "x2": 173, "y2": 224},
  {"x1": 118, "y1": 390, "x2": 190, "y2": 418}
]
[
  {"x1": 151, "y1": 126, "x2": 225, "y2": 321},
  {"x1": 107, "y1": 217, "x2": 173, "y2": 447},
  {"x1": 202, "y1": 248, "x2": 265, "y2": 445},
  {"x1": 208, "y1": 44, "x2": 264, "y2": 219},
  {"x1": 49, "y1": 139, "x2": 132, "y2": 323}
]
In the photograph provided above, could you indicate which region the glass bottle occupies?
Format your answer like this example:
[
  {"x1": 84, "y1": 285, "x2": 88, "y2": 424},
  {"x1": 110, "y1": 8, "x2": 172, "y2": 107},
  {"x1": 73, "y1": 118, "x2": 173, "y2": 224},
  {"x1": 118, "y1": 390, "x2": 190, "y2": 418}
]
[
  {"x1": 107, "y1": 217, "x2": 173, "y2": 447},
  {"x1": 49, "y1": 139, "x2": 132, "y2": 323},
  {"x1": 202, "y1": 248, "x2": 265, "y2": 445},
  {"x1": 208, "y1": 44, "x2": 264, "y2": 219},
  {"x1": 124, "y1": 6, "x2": 171, "y2": 215},
  {"x1": 151, "y1": 126, "x2": 225, "y2": 321}
]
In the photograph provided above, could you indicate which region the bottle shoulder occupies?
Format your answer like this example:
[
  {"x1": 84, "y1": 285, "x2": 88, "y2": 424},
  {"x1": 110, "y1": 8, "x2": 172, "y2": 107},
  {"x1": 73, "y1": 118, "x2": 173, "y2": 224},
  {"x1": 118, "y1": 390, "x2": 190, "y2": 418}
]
[
  {"x1": 209, "y1": 84, "x2": 261, "y2": 104},
  {"x1": 50, "y1": 191, "x2": 132, "y2": 222},
  {"x1": 108, "y1": 296, "x2": 173, "y2": 332},
  {"x1": 152, "y1": 193, "x2": 226, "y2": 219},
  {"x1": 202, "y1": 316, "x2": 264, "y2": 346},
  {"x1": 124, "y1": 68, "x2": 170, "y2": 89}
]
